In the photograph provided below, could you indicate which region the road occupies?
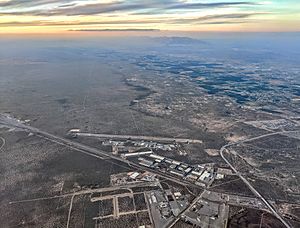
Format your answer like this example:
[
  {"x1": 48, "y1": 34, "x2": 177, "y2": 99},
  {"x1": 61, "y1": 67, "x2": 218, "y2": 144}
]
[
  {"x1": 167, "y1": 190, "x2": 207, "y2": 227},
  {"x1": 74, "y1": 132, "x2": 203, "y2": 144},
  {"x1": 1, "y1": 114, "x2": 293, "y2": 228},
  {"x1": 113, "y1": 196, "x2": 118, "y2": 218},
  {"x1": 66, "y1": 194, "x2": 75, "y2": 228},
  {"x1": 0, "y1": 136, "x2": 5, "y2": 151},
  {"x1": 0, "y1": 114, "x2": 202, "y2": 194},
  {"x1": 9, "y1": 181, "x2": 157, "y2": 204},
  {"x1": 220, "y1": 132, "x2": 293, "y2": 228},
  {"x1": 168, "y1": 131, "x2": 295, "y2": 228}
]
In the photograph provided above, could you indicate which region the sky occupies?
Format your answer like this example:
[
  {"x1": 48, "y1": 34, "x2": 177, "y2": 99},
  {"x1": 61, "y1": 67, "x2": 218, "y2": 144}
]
[{"x1": 0, "y1": 0, "x2": 299, "y2": 34}]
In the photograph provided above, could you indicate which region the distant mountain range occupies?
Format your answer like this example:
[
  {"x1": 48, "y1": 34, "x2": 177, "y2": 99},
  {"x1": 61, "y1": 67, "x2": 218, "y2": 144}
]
[{"x1": 150, "y1": 36, "x2": 208, "y2": 46}]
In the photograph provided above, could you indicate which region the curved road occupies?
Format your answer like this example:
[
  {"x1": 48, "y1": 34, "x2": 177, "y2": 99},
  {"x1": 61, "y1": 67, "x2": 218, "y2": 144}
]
[
  {"x1": 220, "y1": 132, "x2": 293, "y2": 228},
  {"x1": 0, "y1": 114, "x2": 295, "y2": 227}
]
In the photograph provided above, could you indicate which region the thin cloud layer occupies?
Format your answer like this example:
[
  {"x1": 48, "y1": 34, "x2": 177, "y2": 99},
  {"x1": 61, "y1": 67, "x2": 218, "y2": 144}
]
[
  {"x1": 0, "y1": 0, "x2": 299, "y2": 33},
  {"x1": 0, "y1": 0, "x2": 255, "y2": 16},
  {"x1": 0, "y1": 12, "x2": 263, "y2": 27}
]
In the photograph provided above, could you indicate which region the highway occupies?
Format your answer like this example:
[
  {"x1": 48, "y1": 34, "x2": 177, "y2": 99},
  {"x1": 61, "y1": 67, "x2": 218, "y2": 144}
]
[
  {"x1": 168, "y1": 131, "x2": 295, "y2": 228},
  {"x1": 74, "y1": 132, "x2": 203, "y2": 144},
  {"x1": 42, "y1": 132, "x2": 196, "y2": 188},
  {"x1": 1, "y1": 114, "x2": 294, "y2": 228},
  {"x1": 0, "y1": 114, "x2": 202, "y2": 193},
  {"x1": 220, "y1": 133, "x2": 293, "y2": 228}
]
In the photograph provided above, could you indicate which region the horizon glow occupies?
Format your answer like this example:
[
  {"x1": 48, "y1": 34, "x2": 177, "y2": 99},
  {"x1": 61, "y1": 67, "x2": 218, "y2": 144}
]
[{"x1": 0, "y1": 0, "x2": 299, "y2": 34}]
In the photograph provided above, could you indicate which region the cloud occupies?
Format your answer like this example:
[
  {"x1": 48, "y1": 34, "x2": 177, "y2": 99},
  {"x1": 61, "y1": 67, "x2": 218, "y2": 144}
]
[
  {"x1": 0, "y1": 11, "x2": 267, "y2": 29},
  {"x1": 0, "y1": 19, "x2": 163, "y2": 27},
  {"x1": 171, "y1": 12, "x2": 265, "y2": 24},
  {"x1": 0, "y1": 12, "x2": 264, "y2": 27},
  {"x1": 0, "y1": 0, "x2": 257, "y2": 16},
  {"x1": 0, "y1": 0, "x2": 75, "y2": 7},
  {"x1": 0, "y1": 1, "x2": 144, "y2": 16},
  {"x1": 70, "y1": 28, "x2": 160, "y2": 32},
  {"x1": 167, "y1": 1, "x2": 256, "y2": 10},
  {"x1": 197, "y1": 20, "x2": 248, "y2": 24},
  {"x1": 0, "y1": 0, "x2": 271, "y2": 31}
]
